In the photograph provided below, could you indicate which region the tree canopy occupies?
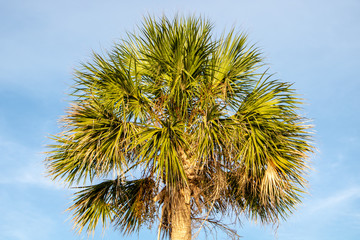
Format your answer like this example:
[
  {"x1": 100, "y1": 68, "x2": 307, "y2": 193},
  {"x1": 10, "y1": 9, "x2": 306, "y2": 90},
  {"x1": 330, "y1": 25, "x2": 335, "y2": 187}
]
[{"x1": 46, "y1": 15, "x2": 313, "y2": 240}]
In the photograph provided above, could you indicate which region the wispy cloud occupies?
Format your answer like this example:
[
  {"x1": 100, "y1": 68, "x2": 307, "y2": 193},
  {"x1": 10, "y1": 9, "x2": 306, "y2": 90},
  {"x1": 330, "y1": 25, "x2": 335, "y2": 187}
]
[
  {"x1": 0, "y1": 160, "x2": 65, "y2": 189},
  {"x1": 309, "y1": 187, "x2": 360, "y2": 213},
  {"x1": 0, "y1": 137, "x2": 64, "y2": 190}
]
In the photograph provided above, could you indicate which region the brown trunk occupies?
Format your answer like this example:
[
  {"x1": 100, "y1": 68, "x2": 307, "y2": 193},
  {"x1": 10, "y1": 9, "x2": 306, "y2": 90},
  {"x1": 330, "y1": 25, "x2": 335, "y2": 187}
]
[{"x1": 171, "y1": 188, "x2": 192, "y2": 240}]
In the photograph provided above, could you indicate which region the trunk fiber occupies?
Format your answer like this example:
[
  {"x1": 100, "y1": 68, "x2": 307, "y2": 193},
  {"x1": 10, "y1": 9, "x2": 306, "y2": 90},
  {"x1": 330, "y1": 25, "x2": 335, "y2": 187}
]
[{"x1": 171, "y1": 189, "x2": 191, "y2": 240}]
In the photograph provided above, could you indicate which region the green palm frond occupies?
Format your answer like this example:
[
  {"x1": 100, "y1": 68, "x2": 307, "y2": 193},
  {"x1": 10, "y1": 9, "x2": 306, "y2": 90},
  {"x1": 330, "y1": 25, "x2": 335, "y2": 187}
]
[
  {"x1": 69, "y1": 177, "x2": 156, "y2": 234},
  {"x1": 223, "y1": 76, "x2": 312, "y2": 223},
  {"x1": 46, "y1": 99, "x2": 140, "y2": 185}
]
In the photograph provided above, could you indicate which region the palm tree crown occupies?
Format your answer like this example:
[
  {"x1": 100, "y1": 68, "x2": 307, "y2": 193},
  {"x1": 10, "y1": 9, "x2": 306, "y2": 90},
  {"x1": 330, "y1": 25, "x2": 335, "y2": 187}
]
[{"x1": 46, "y1": 15, "x2": 313, "y2": 240}]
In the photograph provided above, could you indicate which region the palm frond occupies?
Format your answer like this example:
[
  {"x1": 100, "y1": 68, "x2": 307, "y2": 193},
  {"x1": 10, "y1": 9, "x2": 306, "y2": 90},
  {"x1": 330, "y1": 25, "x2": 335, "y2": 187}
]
[
  {"x1": 46, "y1": 99, "x2": 140, "y2": 185},
  {"x1": 224, "y1": 76, "x2": 313, "y2": 223},
  {"x1": 69, "y1": 177, "x2": 157, "y2": 235}
]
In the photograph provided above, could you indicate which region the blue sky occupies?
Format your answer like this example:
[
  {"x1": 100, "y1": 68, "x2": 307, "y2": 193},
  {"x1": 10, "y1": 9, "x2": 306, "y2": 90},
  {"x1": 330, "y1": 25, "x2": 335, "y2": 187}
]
[{"x1": 1, "y1": 0, "x2": 359, "y2": 239}]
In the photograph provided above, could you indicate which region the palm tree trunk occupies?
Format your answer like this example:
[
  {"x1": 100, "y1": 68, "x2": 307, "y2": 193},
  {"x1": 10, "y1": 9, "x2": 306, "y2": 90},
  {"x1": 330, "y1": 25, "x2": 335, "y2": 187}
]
[{"x1": 171, "y1": 188, "x2": 191, "y2": 240}]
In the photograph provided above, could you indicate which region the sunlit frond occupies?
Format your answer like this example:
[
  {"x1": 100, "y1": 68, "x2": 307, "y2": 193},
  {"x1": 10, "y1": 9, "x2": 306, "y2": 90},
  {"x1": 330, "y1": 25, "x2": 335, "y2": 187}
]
[
  {"x1": 46, "y1": 99, "x2": 140, "y2": 185},
  {"x1": 69, "y1": 177, "x2": 156, "y2": 235}
]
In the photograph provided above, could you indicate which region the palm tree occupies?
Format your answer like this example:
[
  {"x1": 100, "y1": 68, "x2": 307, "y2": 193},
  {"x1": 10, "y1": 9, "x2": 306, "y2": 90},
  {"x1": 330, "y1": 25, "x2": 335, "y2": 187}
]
[{"x1": 46, "y1": 15, "x2": 313, "y2": 240}]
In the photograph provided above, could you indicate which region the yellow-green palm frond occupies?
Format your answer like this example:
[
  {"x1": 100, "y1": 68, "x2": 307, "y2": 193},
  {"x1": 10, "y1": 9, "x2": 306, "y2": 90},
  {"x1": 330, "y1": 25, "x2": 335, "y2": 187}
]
[{"x1": 69, "y1": 177, "x2": 156, "y2": 235}]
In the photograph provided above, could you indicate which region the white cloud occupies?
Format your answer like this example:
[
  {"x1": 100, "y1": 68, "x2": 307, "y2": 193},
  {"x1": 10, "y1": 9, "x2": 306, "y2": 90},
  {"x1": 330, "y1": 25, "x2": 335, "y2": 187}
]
[
  {"x1": 309, "y1": 187, "x2": 360, "y2": 213},
  {"x1": 0, "y1": 137, "x2": 65, "y2": 190}
]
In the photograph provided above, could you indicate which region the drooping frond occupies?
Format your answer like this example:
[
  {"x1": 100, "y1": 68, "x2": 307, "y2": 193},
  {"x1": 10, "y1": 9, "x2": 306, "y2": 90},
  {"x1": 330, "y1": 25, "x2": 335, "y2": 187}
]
[{"x1": 69, "y1": 177, "x2": 156, "y2": 234}]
